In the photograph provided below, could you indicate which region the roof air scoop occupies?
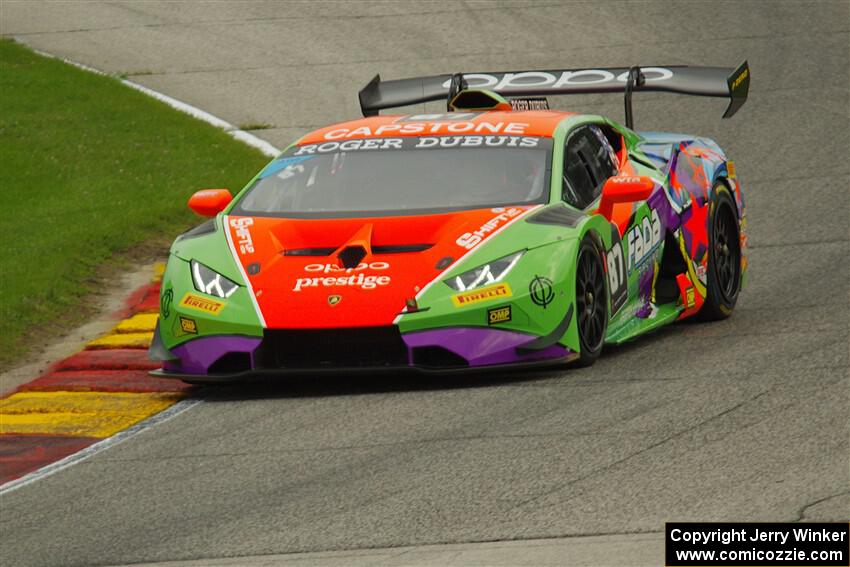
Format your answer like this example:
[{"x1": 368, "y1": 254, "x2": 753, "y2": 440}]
[
  {"x1": 449, "y1": 89, "x2": 512, "y2": 112},
  {"x1": 335, "y1": 223, "x2": 373, "y2": 269},
  {"x1": 446, "y1": 73, "x2": 468, "y2": 111}
]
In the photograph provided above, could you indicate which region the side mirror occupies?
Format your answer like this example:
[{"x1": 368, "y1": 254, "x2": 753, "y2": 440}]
[
  {"x1": 596, "y1": 176, "x2": 655, "y2": 220},
  {"x1": 188, "y1": 189, "x2": 232, "y2": 217}
]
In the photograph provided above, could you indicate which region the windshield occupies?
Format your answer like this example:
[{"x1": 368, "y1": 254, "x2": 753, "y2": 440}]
[{"x1": 231, "y1": 136, "x2": 552, "y2": 218}]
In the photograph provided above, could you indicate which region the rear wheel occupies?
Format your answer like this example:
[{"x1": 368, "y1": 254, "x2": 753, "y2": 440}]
[
  {"x1": 699, "y1": 184, "x2": 741, "y2": 321},
  {"x1": 575, "y1": 237, "x2": 607, "y2": 367}
]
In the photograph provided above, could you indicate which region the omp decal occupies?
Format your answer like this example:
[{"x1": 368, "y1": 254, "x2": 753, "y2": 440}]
[
  {"x1": 626, "y1": 209, "x2": 662, "y2": 271},
  {"x1": 229, "y1": 217, "x2": 255, "y2": 254},
  {"x1": 440, "y1": 68, "x2": 675, "y2": 90},
  {"x1": 529, "y1": 276, "x2": 555, "y2": 309},
  {"x1": 452, "y1": 283, "x2": 512, "y2": 307},
  {"x1": 179, "y1": 293, "x2": 225, "y2": 315},
  {"x1": 456, "y1": 207, "x2": 524, "y2": 249},
  {"x1": 179, "y1": 317, "x2": 197, "y2": 334},
  {"x1": 488, "y1": 305, "x2": 512, "y2": 325}
]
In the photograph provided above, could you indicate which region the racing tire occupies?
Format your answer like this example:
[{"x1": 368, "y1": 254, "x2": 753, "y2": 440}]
[
  {"x1": 574, "y1": 236, "x2": 608, "y2": 367},
  {"x1": 699, "y1": 183, "x2": 741, "y2": 321}
]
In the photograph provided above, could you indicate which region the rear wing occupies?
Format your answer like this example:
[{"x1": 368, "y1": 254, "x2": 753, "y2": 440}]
[{"x1": 358, "y1": 62, "x2": 750, "y2": 125}]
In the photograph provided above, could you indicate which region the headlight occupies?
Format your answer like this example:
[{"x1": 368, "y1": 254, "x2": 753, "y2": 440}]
[
  {"x1": 444, "y1": 251, "x2": 524, "y2": 292},
  {"x1": 191, "y1": 260, "x2": 239, "y2": 298}
]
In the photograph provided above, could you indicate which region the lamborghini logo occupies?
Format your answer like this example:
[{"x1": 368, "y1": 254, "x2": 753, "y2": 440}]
[{"x1": 328, "y1": 295, "x2": 342, "y2": 306}]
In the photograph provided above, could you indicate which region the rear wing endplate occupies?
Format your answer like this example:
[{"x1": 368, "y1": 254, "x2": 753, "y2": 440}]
[{"x1": 358, "y1": 61, "x2": 750, "y2": 122}]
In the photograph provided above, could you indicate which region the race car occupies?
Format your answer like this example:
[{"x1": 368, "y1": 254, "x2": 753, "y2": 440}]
[{"x1": 150, "y1": 62, "x2": 750, "y2": 381}]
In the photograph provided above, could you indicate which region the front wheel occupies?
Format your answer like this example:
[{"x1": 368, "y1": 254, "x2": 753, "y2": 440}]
[
  {"x1": 699, "y1": 184, "x2": 741, "y2": 321},
  {"x1": 574, "y1": 237, "x2": 608, "y2": 367}
]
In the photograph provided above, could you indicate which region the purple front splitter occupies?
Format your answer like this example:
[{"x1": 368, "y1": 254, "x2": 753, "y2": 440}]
[
  {"x1": 163, "y1": 335, "x2": 262, "y2": 374},
  {"x1": 402, "y1": 327, "x2": 571, "y2": 367},
  {"x1": 164, "y1": 327, "x2": 570, "y2": 375}
]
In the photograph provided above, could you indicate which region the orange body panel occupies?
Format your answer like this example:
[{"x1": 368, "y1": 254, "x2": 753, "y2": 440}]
[
  {"x1": 225, "y1": 206, "x2": 539, "y2": 328},
  {"x1": 298, "y1": 111, "x2": 571, "y2": 145}
]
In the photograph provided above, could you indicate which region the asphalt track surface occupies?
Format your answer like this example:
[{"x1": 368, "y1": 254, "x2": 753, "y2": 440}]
[{"x1": 2, "y1": 1, "x2": 848, "y2": 565}]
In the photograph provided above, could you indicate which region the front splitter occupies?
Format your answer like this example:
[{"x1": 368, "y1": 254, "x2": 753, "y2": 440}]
[{"x1": 149, "y1": 353, "x2": 578, "y2": 383}]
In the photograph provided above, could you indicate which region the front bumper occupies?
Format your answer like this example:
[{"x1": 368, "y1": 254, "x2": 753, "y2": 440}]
[{"x1": 152, "y1": 324, "x2": 575, "y2": 380}]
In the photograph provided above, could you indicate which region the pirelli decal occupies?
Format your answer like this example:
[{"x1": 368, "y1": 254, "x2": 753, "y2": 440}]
[
  {"x1": 179, "y1": 293, "x2": 225, "y2": 315},
  {"x1": 452, "y1": 283, "x2": 512, "y2": 308}
]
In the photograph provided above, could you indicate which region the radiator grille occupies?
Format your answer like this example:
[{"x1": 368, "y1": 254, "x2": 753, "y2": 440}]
[{"x1": 258, "y1": 326, "x2": 409, "y2": 369}]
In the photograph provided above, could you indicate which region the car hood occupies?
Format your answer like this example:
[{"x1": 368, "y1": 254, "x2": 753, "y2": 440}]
[{"x1": 223, "y1": 206, "x2": 540, "y2": 328}]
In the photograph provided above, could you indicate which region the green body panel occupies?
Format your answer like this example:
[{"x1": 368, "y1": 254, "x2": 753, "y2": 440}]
[
  {"x1": 396, "y1": 113, "x2": 691, "y2": 354},
  {"x1": 398, "y1": 218, "x2": 583, "y2": 351},
  {"x1": 606, "y1": 302, "x2": 681, "y2": 344},
  {"x1": 159, "y1": 216, "x2": 262, "y2": 349}
]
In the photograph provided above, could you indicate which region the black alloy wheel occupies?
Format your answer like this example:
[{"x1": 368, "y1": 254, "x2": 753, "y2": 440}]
[
  {"x1": 575, "y1": 237, "x2": 607, "y2": 366},
  {"x1": 700, "y1": 184, "x2": 742, "y2": 321}
]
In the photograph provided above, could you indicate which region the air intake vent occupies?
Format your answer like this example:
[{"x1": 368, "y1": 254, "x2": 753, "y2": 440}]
[
  {"x1": 258, "y1": 327, "x2": 408, "y2": 369},
  {"x1": 372, "y1": 244, "x2": 433, "y2": 254},
  {"x1": 338, "y1": 245, "x2": 367, "y2": 269},
  {"x1": 284, "y1": 244, "x2": 432, "y2": 257},
  {"x1": 283, "y1": 247, "x2": 337, "y2": 257},
  {"x1": 208, "y1": 352, "x2": 252, "y2": 374},
  {"x1": 411, "y1": 347, "x2": 469, "y2": 368}
]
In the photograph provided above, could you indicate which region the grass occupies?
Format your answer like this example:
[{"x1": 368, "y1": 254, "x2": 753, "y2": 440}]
[
  {"x1": 0, "y1": 40, "x2": 270, "y2": 367},
  {"x1": 237, "y1": 122, "x2": 273, "y2": 131}
]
